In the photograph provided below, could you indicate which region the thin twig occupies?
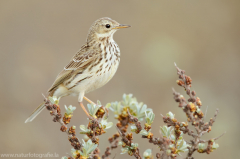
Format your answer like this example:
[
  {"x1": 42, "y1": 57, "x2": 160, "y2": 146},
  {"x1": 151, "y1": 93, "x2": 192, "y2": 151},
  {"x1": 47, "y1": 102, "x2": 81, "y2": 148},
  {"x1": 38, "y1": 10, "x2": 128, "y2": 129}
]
[{"x1": 199, "y1": 132, "x2": 226, "y2": 143}]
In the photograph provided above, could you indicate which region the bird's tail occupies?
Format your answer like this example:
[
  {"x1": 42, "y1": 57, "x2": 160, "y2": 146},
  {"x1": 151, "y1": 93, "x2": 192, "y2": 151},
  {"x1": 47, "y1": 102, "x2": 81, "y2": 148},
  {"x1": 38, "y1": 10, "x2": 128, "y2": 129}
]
[{"x1": 25, "y1": 102, "x2": 45, "y2": 123}]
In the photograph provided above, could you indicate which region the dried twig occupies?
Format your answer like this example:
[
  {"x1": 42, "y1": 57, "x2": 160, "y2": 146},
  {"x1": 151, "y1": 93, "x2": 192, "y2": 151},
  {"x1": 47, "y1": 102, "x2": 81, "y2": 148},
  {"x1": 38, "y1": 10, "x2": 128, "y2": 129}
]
[{"x1": 44, "y1": 98, "x2": 82, "y2": 151}]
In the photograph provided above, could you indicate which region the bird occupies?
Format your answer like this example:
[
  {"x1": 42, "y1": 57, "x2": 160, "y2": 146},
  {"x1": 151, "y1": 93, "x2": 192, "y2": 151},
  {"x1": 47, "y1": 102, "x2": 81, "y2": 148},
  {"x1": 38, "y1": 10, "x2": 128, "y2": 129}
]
[{"x1": 25, "y1": 17, "x2": 130, "y2": 123}]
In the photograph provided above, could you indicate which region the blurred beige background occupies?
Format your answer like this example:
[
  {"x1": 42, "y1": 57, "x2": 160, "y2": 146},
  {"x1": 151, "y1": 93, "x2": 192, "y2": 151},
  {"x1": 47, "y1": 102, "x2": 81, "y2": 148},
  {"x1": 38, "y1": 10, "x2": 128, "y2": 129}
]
[{"x1": 0, "y1": 0, "x2": 239, "y2": 158}]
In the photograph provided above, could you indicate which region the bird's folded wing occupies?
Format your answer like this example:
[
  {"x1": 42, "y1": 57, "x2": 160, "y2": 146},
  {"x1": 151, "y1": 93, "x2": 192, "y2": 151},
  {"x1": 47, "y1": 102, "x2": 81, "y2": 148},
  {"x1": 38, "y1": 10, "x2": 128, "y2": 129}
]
[{"x1": 48, "y1": 50, "x2": 99, "y2": 93}]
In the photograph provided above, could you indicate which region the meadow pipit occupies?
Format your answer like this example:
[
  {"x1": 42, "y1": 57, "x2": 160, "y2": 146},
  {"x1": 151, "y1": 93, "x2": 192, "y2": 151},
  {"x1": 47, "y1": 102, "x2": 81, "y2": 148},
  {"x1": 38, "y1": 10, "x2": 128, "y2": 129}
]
[{"x1": 25, "y1": 17, "x2": 130, "y2": 123}]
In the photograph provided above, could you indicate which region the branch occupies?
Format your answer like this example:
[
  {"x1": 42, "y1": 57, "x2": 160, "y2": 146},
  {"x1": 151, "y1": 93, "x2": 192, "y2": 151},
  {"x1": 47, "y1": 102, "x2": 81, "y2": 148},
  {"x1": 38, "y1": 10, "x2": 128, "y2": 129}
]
[
  {"x1": 44, "y1": 98, "x2": 82, "y2": 151},
  {"x1": 102, "y1": 133, "x2": 120, "y2": 159}
]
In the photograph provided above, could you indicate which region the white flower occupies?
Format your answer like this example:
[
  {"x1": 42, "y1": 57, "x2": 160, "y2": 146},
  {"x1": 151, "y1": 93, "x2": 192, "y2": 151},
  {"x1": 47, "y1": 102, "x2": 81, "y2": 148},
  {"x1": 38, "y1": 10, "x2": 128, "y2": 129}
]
[
  {"x1": 110, "y1": 94, "x2": 151, "y2": 121},
  {"x1": 160, "y1": 126, "x2": 173, "y2": 138},
  {"x1": 83, "y1": 135, "x2": 89, "y2": 141},
  {"x1": 130, "y1": 102, "x2": 152, "y2": 121},
  {"x1": 212, "y1": 142, "x2": 219, "y2": 150},
  {"x1": 130, "y1": 143, "x2": 138, "y2": 149},
  {"x1": 79, "y1": 125, "x2": 91, "y2": 134},
  {"x1": 176, "y1": 139, "x2": 189, "y2": 155},
  {"x1": 139, "y1": 129, "x2": 151, "y2": 136},
  {"x1": 121, "y1": 147, "x2": 129, "y2": 154},
  {"x1": 131, "y1": 125, "x2": 137, "y2": 132},
  {"x1": 143, "y1": 149, "x2": 152, "y2": 159},
  {"x1": 166, "y1": 111, "x2": 175, "y2": 119},
  {"x1": 87, "y1": 103, "x2": 100, "y2": 117},
  {"x1": 145, "y1": 110, "x2": 155, "y2": 125},
  {"x1": 105, "y1": 103, "x2": 112, "y2": 108},
  {"x1": 196, "y1": 106, "x2": 201, "y2": 113},
  {"x1": 120, "y1": 142, "x2": 138, "y2": 155},
  {"x1": 80, "y1": 139, "x2": 98, "y2": 158},
  {"x1": 198, "y1": 143, "x2": 205, "y2": 150},
  {"x1": 122, "y1": 94, "x2": 137, "y2": 106},
  {"x1": 71, "y1": 148, "x2": 81, "y2": 158},
  {"x1": 48, "y1": 96, "x2": 59, "y2": 105},
  {"x1": 118, "y1": 141, "x2": 123, "y2": 146},
  {"x1": 109, "y1": 102, "x2": 122, "y2": 117},
  {"x1": 100, "y1": 119, "x2": 113, "y2": 130},
  {"x1": 64, "y1": 105, "x2": 76, "y2": 115},
  {"x1": 166, "y1": 149, "x2": 172, "y2": 155},
  {"x1": 97, "y1": 100, "x2": 101, "y2": 106}
]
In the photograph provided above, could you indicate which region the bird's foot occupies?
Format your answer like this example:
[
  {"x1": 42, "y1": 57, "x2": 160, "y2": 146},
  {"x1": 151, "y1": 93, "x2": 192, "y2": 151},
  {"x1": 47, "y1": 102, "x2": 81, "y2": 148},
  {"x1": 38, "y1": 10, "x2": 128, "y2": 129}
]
[
  {"x1": 83, "y1": 96, "x2": 96, "y2": 105},
  {"x1": 79, "y1": 102, "x2": 90, "y2": 118}
]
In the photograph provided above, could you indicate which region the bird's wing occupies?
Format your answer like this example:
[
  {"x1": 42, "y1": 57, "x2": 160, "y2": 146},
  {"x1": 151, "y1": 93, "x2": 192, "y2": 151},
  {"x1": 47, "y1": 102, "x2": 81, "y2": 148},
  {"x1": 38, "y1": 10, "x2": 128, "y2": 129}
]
[{"x1": 48, "y1": 48, "x2": 100, "y2": 93}]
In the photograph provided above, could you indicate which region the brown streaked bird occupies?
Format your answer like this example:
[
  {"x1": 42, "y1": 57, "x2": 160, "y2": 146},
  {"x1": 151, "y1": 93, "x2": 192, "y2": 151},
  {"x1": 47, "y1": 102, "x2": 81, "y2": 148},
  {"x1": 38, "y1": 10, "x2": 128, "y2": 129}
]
[{"x1": 25, "y1": 17, "x2": 130, "y2": 123}]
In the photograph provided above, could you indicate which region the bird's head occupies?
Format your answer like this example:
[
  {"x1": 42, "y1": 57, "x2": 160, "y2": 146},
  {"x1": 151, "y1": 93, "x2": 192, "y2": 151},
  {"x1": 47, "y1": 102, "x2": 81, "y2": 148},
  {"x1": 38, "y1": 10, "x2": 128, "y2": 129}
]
[{"x1": 87, "y1": 17, "x2": 130, "y2": 43}]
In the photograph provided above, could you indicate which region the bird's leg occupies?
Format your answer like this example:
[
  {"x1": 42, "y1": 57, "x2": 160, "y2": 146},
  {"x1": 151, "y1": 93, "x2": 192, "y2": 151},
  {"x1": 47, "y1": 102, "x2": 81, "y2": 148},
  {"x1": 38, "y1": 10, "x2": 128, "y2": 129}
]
[
  {"x1": 83, "y1": 96, "x2": 96, "y2": 105},
  {"x1": 79, "y1": 102, "x2": 90, "y2": 117}
]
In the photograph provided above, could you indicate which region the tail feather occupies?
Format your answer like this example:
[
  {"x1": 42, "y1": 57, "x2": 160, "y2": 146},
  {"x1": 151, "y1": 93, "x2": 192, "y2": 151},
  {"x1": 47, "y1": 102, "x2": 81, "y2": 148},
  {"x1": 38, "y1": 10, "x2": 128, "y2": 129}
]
[{"x1": 25, "y1": 102, "x2": 45, "y2": 123}]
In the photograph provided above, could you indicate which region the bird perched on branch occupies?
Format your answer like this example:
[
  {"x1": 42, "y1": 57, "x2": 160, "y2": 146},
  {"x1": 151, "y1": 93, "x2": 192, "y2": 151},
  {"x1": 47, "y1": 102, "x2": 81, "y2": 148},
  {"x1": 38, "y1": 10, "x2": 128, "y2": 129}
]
[{"x1": 25, "y1": 17, "x2": 130, "y2": 123}]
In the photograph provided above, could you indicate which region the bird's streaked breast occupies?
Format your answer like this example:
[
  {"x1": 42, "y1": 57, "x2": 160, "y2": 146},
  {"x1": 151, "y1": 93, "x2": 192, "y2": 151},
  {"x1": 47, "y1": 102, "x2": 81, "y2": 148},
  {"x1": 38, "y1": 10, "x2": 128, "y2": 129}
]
[{"x1": 67, "y1": 38, "x2": 120, "y2": 94}]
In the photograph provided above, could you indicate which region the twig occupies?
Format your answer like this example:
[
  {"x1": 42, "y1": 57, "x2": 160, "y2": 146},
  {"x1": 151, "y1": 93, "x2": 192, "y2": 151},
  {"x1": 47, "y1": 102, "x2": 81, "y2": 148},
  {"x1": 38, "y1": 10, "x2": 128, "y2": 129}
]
[
  {"x1": 199, "y1": 132, "x2": 226, "y2": 143},
  {"x1": 203, "y1": 106, "x2": 208, "y2": 121},
  {"x1": 102, "y1": 133, "x2": 120, "y2": 159},
  {"x1": 43, "y1": 98, "x2": 82, "y2": 151}
]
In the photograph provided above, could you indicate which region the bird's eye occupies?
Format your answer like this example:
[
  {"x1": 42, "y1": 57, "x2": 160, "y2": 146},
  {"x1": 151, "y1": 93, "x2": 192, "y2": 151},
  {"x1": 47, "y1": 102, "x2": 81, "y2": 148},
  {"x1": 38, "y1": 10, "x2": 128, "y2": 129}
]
[{"x1": 105, "y1": 24, "x2": 111, "y2": 28}]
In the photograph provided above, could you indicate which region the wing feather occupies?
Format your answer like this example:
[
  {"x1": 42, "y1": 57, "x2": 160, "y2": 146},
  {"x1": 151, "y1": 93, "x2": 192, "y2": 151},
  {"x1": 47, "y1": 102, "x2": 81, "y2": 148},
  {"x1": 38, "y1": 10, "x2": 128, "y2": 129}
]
[{"x1": 48, "y1": 48, "x2": 100, "y2": 93}]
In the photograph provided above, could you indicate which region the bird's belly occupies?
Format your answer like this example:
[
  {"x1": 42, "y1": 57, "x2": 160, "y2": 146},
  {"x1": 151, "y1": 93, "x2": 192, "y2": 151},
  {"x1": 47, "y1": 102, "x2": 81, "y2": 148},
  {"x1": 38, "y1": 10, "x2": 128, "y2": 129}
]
[
  {"x1": 85, "y1": 63, "x2": 119, "y2": 93},
  {"x1": 68, "y1": 62, "x2": 119, "y2": 95}
]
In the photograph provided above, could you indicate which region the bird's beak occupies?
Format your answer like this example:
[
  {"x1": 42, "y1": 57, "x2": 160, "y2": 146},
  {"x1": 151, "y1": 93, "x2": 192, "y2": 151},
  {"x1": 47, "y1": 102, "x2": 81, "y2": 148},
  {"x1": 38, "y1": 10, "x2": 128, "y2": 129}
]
[{"x1": 113, "y1": 24, "x2": 131, "y2": 29}]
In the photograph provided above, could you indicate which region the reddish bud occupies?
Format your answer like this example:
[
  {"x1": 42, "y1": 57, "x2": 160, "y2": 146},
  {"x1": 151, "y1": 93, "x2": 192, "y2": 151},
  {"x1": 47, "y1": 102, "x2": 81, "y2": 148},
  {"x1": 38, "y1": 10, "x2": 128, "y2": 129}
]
[
  {"x1": 60, "y1": 126, "x2": 67, "y2": 132},
  {"x1": 191, "y1": 91, "x2": 196, "y2": 96},
  {"x1": 176, "y1": 80, "x2": 185, "y2": 86}
]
